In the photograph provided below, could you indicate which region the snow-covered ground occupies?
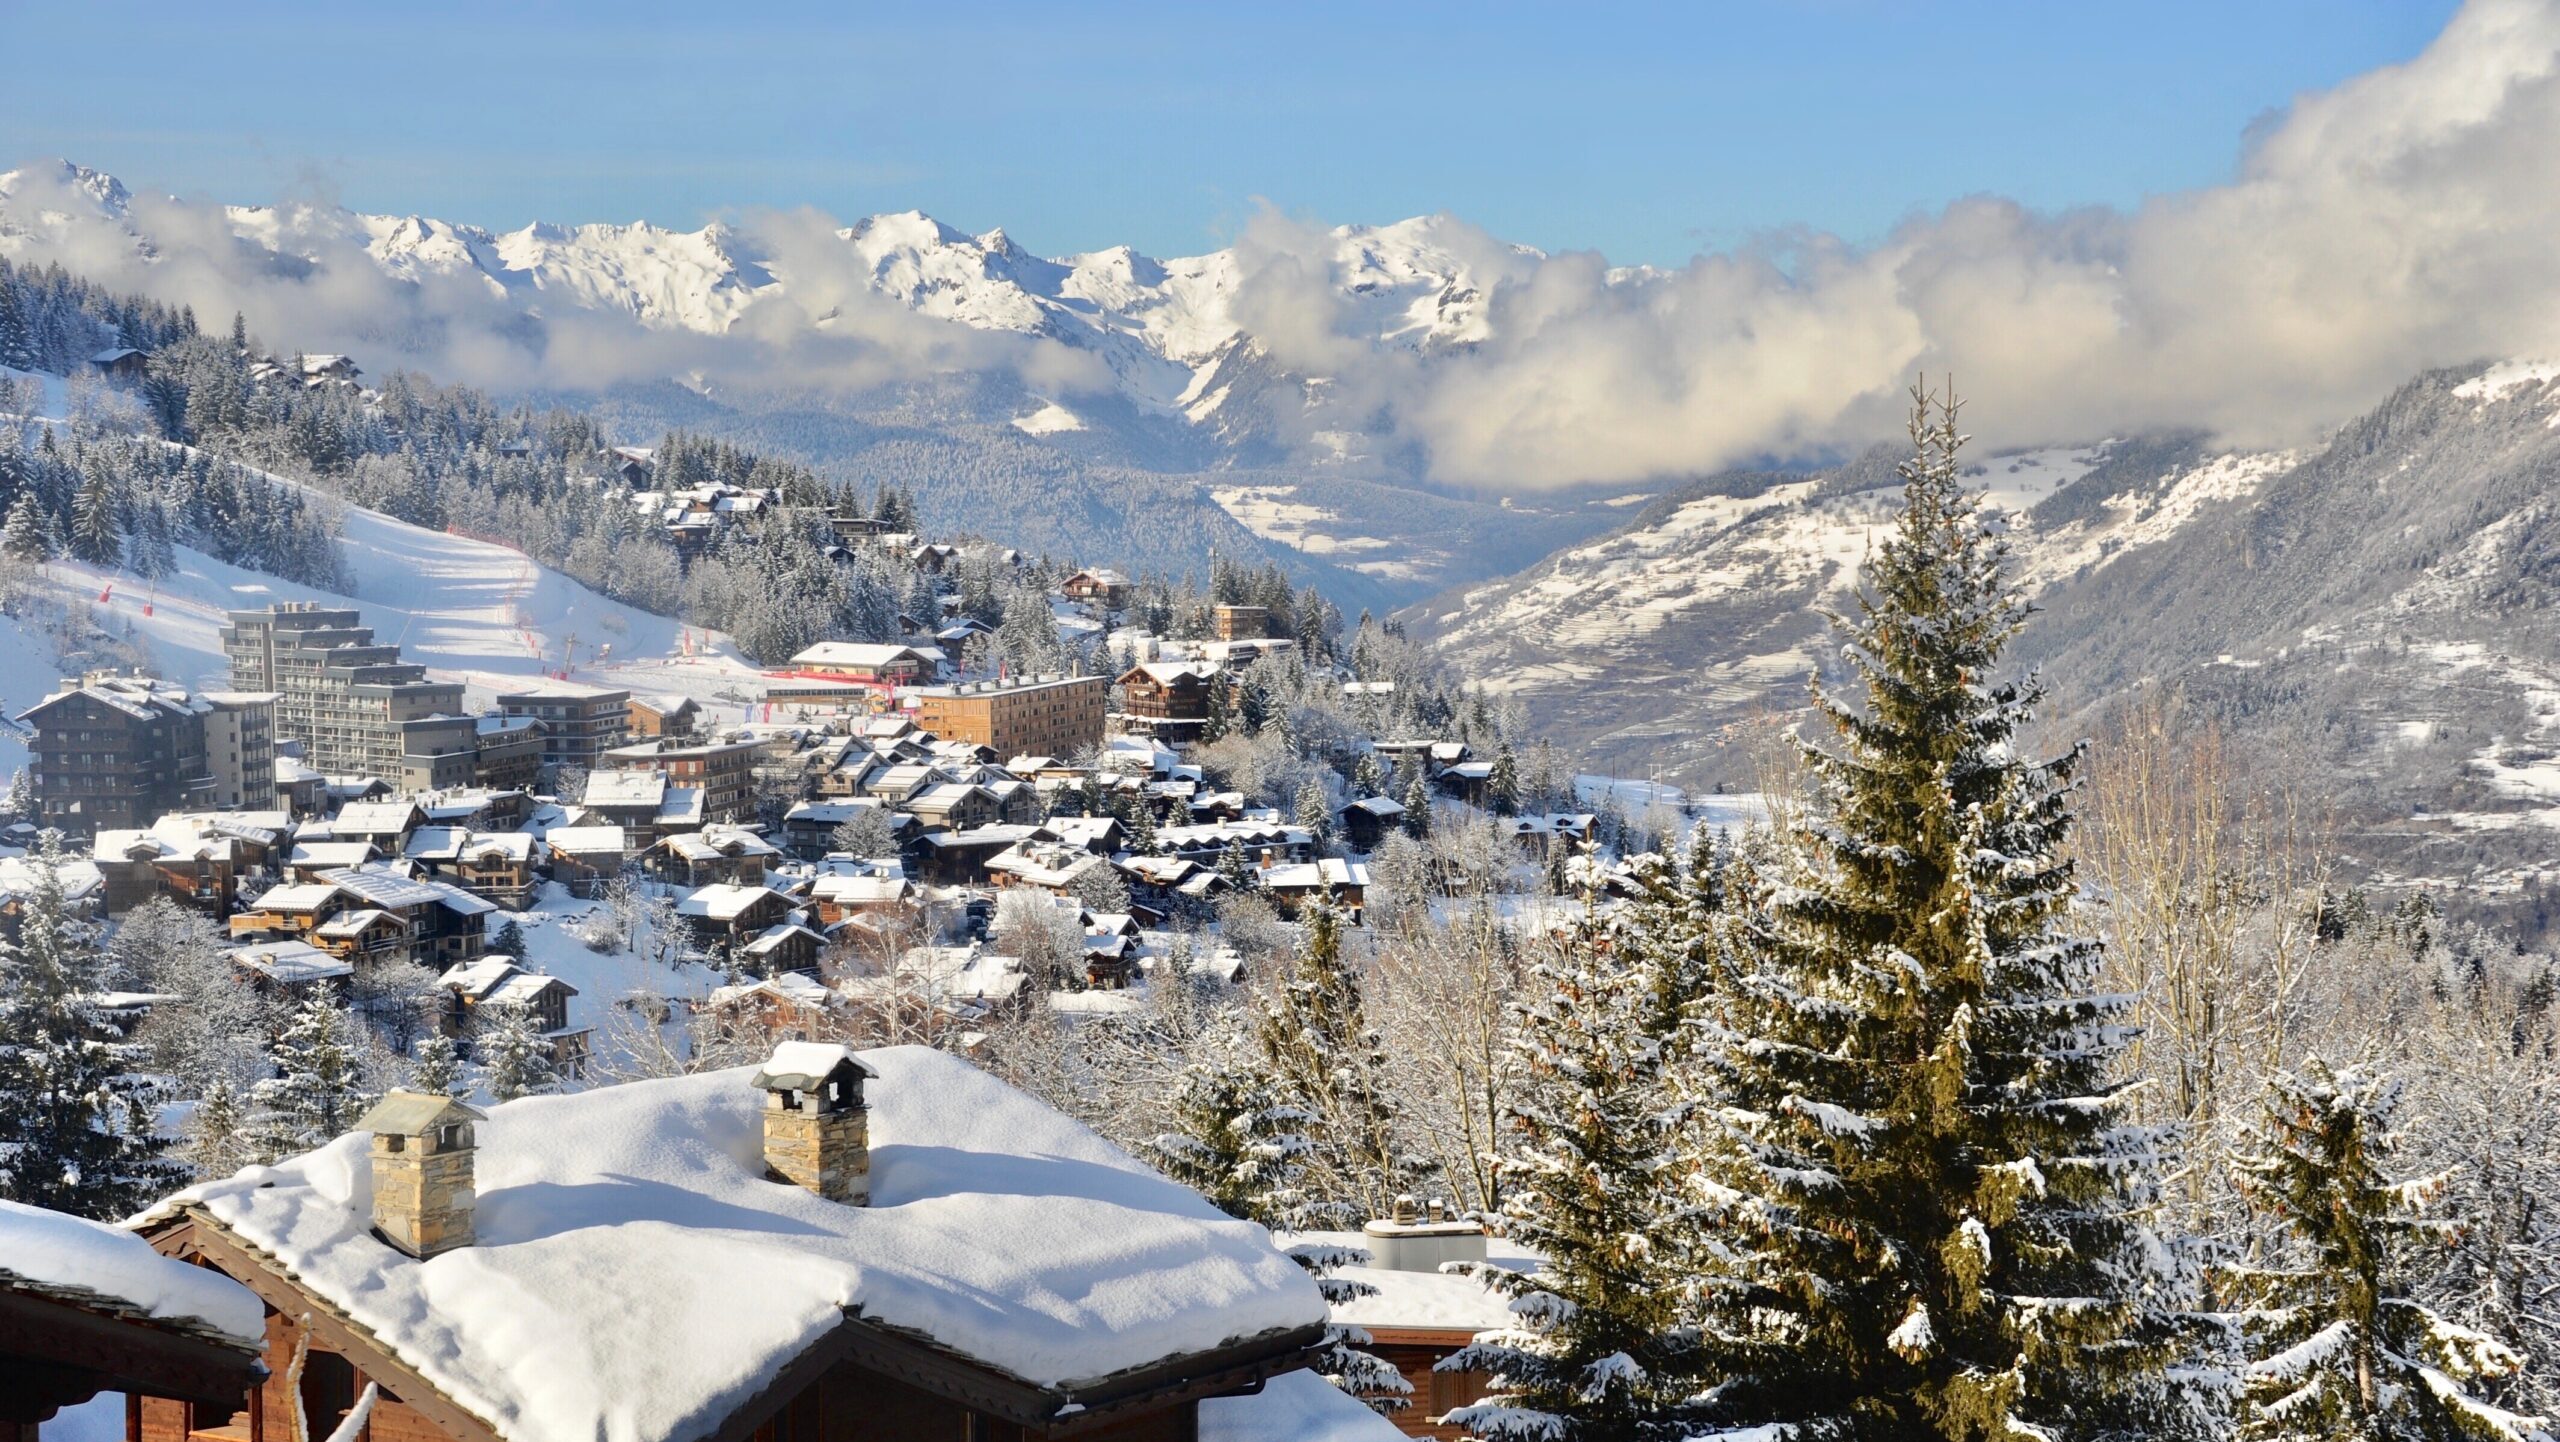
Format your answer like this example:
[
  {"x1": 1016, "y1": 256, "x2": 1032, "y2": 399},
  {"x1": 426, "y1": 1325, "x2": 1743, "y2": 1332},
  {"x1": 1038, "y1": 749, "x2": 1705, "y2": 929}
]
[{"x1": 510, "y1": 884, "x2": 723, "y2": 1047}]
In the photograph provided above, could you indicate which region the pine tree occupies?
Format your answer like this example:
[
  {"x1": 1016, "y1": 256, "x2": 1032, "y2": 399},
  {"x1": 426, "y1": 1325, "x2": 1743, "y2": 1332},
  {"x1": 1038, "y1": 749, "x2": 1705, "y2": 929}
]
[
  {"x1": 1295, "y1": 775, "x2": 1334, "y2": 850},
  {"x1": 411, "y1": 1034, "x2": 463, "y2": 1098},
  {"x1": 1684, "y1": 384, "x2": 2203, "y2": 1440},
  {"x1": 1149, "y1": 1018, "x2": 1315, "y2": 1224},
  {"x1": 1488, "y1": 741, "x2": 1521, "y2": 817},
  {"x1": 482, "y1": 1002, "x2": 558, "y2": 1103},
  {"x1": 0, "y1": 830, "x2": 180, "y2": 1216},
  {"x1": 1352, "y1": 750, "x2": 1386, "y2": 801},
  {"x1": 1201, "y1": 671, "x2": 1232, "y2": 743},
  {"x1": 1287, "y1": 1238, "x2": 1416, "y2": 1415},
  {"x1": 251, "y1": 996, "x2": 367, "y2": 1159},
  {"x1": 1402, "y1": 766, "x2": 1434, "y2": 839},
  {"x1": 2, "y1": 769, "x2": 29, "y2": 825},
  {"x1": 183, "y1": 1075, "x2": 255, "y2": 1181},
  {"x1": 1444, "y1": 911, "x2": 1709, "y2": 1441},
  {"x1": 1126, "y1": 796, "x2": 1161, "y2": 857},
  {"x1": 491, "y1": 918, "x2": 529, "y2": 962},
  {"x1": 70, "y1": 466, "x2": 121, "y2": 567},
  {"x1": 2, "y1": 492, "x2": 50, "y2": 562},
  {"x1": 1217, "y1": 838, "x2": 1255, "y2": 892},
  {"x1": 2232, "y1": 1059, "x2": 2541, "y2": 1441},
  {"x1": 1254, "y1": 904, "x2": 1417, "y2": 1220}
]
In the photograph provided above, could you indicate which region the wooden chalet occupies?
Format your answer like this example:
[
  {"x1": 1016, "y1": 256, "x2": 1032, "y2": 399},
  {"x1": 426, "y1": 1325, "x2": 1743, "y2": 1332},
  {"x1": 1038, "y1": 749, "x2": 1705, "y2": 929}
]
[{"x1": 126, "y1": 1050, "x2": 1360, "y2": 1442}]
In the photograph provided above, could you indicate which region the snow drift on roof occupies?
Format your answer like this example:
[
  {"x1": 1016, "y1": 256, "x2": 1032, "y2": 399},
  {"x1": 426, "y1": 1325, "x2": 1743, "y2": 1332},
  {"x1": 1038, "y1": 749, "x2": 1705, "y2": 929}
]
[
  {"x1": 1199, "y1": 1367, "x2": 1404, "y2": 1442},
  {"x1": 0, "y1": 1198, "x2": 265, "y2": 1347},
  {"x1": 146, "y1": 1048, "x2": 1322, "y2": 1442}
]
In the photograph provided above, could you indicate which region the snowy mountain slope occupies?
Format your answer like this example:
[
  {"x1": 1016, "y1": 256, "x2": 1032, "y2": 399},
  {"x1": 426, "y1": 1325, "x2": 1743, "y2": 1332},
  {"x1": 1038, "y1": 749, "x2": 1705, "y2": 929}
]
[
  {"x1": 0, "y1": 432, "x2": 769, "y2": 779},
  {"x1": 1418, "y1": 359, "x2": 2560, "y2": 916},
  {"x1": 1411, "y1": 441, "x2": 2202, "y2": 776}
]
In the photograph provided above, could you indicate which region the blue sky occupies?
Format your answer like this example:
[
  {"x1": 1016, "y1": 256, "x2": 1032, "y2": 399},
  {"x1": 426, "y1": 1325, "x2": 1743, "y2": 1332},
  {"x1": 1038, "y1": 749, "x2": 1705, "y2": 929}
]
[{"x1": 3, "y1": 1, "x2": 2460, "y2": 266}]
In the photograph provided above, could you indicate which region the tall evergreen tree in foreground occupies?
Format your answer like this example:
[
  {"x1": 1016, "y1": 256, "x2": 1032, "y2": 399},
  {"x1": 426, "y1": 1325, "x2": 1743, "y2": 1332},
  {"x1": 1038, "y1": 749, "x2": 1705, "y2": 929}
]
[
  {"x1": 2232, "y1": 1059, "x2": 2541, "y2": 1441},
  {"x1": 1255, "y1": 903, "x2": 1418, "y2": 1220},
  {"x1": 1443, "y1": 909, "x2": 1710, "y2": 1441},
  {"x1": 0, "y1": 829, "x2": 179, "y2": 1216},
  {"x1": 1685, "y1": 383, "x2": 2201, "y2": 1440}
]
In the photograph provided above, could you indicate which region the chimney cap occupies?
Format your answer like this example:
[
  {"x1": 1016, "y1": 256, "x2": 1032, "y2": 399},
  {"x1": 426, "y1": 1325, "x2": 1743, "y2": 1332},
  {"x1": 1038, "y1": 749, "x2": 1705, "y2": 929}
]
[
  {"x1": 357, "y1": 1089, "x2": 487, "y2": 1136},
  {"x1": 751, "y1": 1042, "x2": 879, "y2": 1095}
]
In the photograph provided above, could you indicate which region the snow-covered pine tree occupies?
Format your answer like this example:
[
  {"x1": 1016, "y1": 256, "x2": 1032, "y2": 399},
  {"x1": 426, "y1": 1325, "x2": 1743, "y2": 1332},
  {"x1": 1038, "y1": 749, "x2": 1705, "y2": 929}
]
[
  {"x1": 251, "y1": 996, "x2": 368, "y2": 1159},
  {"x1": 1218, "y1": 838, "x2": 1256, "y2": 892},
  {"x1": 1286, "y1": 1237, "x2": 1417, "y2": 1416},
  {"x1": 1684, "y1": 383, "x2": 2204, "y2": 1441},
  {"x1": 1149, "y1": 1016, "x2": 1316, "y2": 1225},
  {"x1": 1147, "y1": 1013, "x2": 1413, "y2": 1417},
  {"x1": 1402, "y1": 767, "x2": 1434, "y2": 839},
  {"x1": 70, "y1": 466, "x2": 121, "y2": 567},
  {"x1": 2232, "y1": 1059, "x2": 2542, "y2": 1441},
  {"x1": 482, "y1": 1002, "x2": 559, "y2": 1103},
  {"x1": 1352, "y1": 750, "x2": 1386, "y2": 801},
  {"x1": 0, "y1": 830, "x2": 181, "y2": 1216},
  {"x1": 2, "y1": 768, "x2": 28, "y2": 825},
  {"x1": 1488, "y1": 741, "x2": 1521, "y2": 817},
  {"x1": 411, "y1": 1033, "x2": 463, "y2": 1098},
  {"x1": 1254, "y1": 903, "x2": 1420, "y2": 1221},
  {"x1": 183, "y1": 1075, "x2": 256, "y2": 1181},
  {"x1": 1442, "y1": 909, "x2": 1708, "y2": 1442},
  {"x1": 1296, "y1": 775, "x2": 1335, "y2": 850},
  {"x1": 2, "y1": 491, "x2": 50, "y2": 562}
]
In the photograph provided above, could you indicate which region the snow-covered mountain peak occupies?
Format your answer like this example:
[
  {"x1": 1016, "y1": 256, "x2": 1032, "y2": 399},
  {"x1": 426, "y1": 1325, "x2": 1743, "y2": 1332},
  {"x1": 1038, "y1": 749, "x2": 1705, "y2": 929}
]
[{"x1": 0, "y1": 162, "x2": 1587, "y2": 470}]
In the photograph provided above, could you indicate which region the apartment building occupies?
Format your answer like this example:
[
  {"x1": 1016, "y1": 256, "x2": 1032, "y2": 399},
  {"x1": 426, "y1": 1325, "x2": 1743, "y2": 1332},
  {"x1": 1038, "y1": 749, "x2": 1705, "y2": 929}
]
[
  {"x1": 15, "y1": 673, "x2": 216, "y2": 833},
  {"x1": 222, "y1": 603, "x2": 466, "y2": 778},
  {"x1": 909, "y1": 674, "x2": 1106, "y2": 760},
  {"x1": 598, "y1": 735, "x2": 761, "y2": 821},
  {"x1": 495, "y1": 681, "x2": 631, "y2": 776},
  {"x1": 198, "y1": 690, "x2": 279, "y2": 810}
]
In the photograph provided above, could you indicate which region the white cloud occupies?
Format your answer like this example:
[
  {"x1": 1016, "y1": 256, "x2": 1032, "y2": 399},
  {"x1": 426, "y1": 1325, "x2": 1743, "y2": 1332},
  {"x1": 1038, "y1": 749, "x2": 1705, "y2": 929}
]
[
  {"x1": 8, "y1": 0, "x2": 2560, "y2": 489},
  {"x1": 1231, "y1": 0, "x2": 2560, "y2": 485}
]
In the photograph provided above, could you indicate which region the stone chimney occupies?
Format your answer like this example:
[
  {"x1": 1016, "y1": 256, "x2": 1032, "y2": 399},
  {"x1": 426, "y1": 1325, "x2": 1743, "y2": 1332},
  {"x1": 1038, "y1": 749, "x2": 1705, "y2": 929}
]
[
  {"x1": 354, "y1": 1090, "x2": 488, "y2": 1259},
  {"x1": 751, "y1": 1042, "x2": 877, "y2": 1205}
]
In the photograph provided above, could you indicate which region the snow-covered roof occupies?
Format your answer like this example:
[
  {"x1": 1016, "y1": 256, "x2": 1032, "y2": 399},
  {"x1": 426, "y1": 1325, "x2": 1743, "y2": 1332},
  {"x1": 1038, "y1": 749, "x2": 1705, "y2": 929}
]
[
  {"x1": 289, "y1": 840, "x2": 378, "y2": 869},
  {"x1": 333, "y1": 801, "x2": 421, "y2": 835},
  {"x1": 249, "y1": 881, "x2": 344, "y2": 913},
  {"x1": 787, "y1": 641, "x2": 936, "y2": 669},
  {"x1": 227, "y1": 939, "x2": 349, "y2": 984},
  {"x1": 583, "y1": 771, "x2": 668, "y2": 808},
  {"x1": 708, "y1": 972, "x2": 837, "y2": 1010},
  {"x1": 147, "y1": 1051, "x2": 1325, "y2": 1442},
  {"x1": 325, "y1": 865, "x2": 488, "y2": 922},
  {"x1": 675, "y1": 883, "x2": 787, "y2": 921},
  {"x1": 314, "y1": 907, "x2": 397, "y2": 938},
  {"x1": 543, "y1": 825, "x2": 627, "y2": 855},
  {"x1": 1199, "y1": 1368, "x2": 1405, "y2": 1442},
  {"x1": 1260, "y1": 859, "x2": 1370, "y2": 891},
  {"x1": 0, "y1": 1198, "x2": 265, "y2": 1349},
  {"x1": 811, "y1": 874, "x2": 911, "y2": 905},
  {"x1": 1277, "y1": 1229, "x2": 1540, "y2": 1335}
]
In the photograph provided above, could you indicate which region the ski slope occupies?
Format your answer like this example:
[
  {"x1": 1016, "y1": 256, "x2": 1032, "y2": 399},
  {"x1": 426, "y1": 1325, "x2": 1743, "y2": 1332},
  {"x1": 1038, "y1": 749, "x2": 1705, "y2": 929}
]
[{"x1": 0, "y1": 466, "x2": 769, "y2": 775}]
